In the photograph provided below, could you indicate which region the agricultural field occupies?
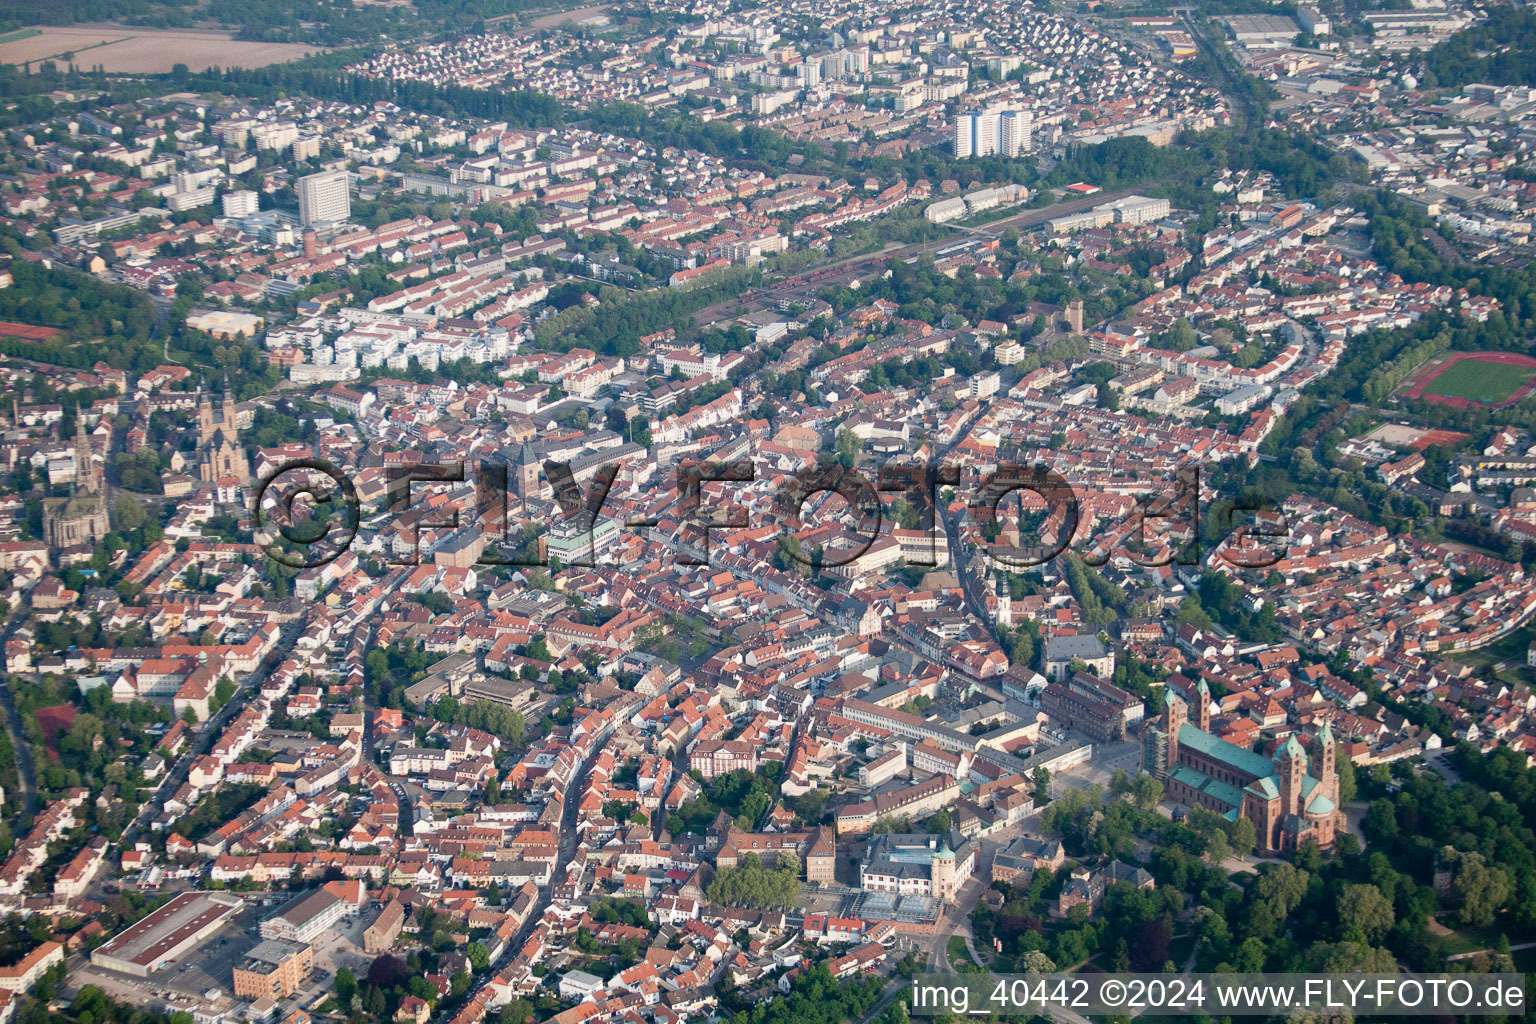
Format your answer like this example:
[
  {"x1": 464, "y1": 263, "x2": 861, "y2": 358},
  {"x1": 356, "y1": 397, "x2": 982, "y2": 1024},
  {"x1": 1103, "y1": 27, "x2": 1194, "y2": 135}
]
[{"x1": 0, "y1": 25, "x2": 322, "y2": 73}]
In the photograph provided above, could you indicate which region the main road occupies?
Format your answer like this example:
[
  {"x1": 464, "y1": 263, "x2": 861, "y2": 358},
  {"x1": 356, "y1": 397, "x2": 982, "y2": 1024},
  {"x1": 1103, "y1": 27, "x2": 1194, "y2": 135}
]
[
  {"x1": 114, "y1": 616, "x2": 308, "y2": 858},
  {"x1": 0, "y1": 598, "x2": 39, "y2": 819}
]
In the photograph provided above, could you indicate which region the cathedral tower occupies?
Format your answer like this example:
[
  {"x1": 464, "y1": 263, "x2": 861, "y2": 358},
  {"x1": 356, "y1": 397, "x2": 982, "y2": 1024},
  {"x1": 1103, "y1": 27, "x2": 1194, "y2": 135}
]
[
  {"x1": 1278, "y1": 735, "x2": 1307, "y2": 817},
  {"x1": 1311, "y1": 721, "x2": 1338, "y2": 805},
  {"x1": 197, "y1": 383, "x2": 215, "y2": 445},
  {"x1": 222, "y1": 375, "x2": 237, "y2": 437}
]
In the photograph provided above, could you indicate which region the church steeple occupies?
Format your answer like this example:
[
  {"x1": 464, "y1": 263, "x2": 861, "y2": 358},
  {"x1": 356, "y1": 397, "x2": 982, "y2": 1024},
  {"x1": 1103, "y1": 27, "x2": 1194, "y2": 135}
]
[
  {"x1": 74, "y1": 412, "x2": 97, "y2": 496},
  {"x1": 197, "y1": 380, "x2": 215, "y2": 444},
  {"x1": 221, "y1": 374, "x2": 237, "y2": 438}
]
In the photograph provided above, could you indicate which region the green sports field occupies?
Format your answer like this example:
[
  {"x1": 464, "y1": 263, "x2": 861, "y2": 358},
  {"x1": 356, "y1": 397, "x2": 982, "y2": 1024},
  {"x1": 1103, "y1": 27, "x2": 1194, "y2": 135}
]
[{"x1": 1421, "y1": 359, "x2": 1536, "y2": 404}]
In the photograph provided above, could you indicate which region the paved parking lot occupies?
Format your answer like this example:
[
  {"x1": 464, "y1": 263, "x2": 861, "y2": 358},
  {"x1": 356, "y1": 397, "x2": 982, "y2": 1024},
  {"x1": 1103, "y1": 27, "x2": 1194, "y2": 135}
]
[
  {"x1": 68, "y1": 897, "x2": 374, "y2": 1012},
  {"x1": 795, "y1": 887, "x2": 849, "y2": 916},
  {"x1": 289, "y1": 909, "x2": 375, "y2": 1008},
  {"x1": 1054, "y1": 739, "x2": 1144, "y2": 792}
]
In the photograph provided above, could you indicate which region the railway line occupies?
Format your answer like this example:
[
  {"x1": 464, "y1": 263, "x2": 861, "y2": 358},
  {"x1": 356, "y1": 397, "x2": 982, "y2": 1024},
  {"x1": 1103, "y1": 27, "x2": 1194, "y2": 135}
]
[{"x1": 689, "y1": 180, "x2": 1174, "y2": 328}]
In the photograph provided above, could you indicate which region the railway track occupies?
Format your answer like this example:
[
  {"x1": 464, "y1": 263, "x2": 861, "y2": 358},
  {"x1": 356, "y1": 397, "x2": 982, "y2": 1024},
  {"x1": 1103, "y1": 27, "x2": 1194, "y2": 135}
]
[{"x1": 690, "y1": 181, "x2": 1175, "y2": 327}]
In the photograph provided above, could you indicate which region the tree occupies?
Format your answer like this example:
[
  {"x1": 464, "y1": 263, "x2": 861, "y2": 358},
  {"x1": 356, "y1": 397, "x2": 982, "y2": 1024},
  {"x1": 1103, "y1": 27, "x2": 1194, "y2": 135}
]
[
  {"x1": 467, "y1": 942, "x2": 489, "y2": 971},
  {"x1": 1442, "y1": 847, "x2": 1511, "y2": 927},
  {"x1": 1032, "y1": 767, "x2": 1051, "y2": 802},
  {"x1": 112, "y1": 495, "x2": 147, "y2": 531},
  {"x1": 211, "y1": 676, "x2": 236, "y2": 713},
  {"x1": 1169, "y1": 319, "x2": 1198, "y2": 351},
  {"x1": 1337, "y1": 748, "x2": 1357, "y2": 802},
  {"x1": 367, "y1": 954, "x2": 411, "y2": 990},
  {"x1": 1230, "y1": 816, "x2": 1256, "y2": 861},
  {"x1": 737, "y1": 789, "x2": 771, "y2": 830},
  {"x1": 1131, "y1": 915, "x2": 1172, "y2": 971},
  {"x1": 1204, "y1": 828, "x2": 1230, "y2": 866},
  {"x1": 497, "y1": 999, "x2": 535, "y2": 1024},
  {"x1": 1337, "y1": 883, "x2": 1394, "y2": 943},
  {"x1": 1252, "y1": 863, "x2": 1309, "y2": 921},
  {"x1": 335, "y1": 967, "x2": 358, "y2": 1003},
  {"x1": 1018, "y1": 950, "x2": 1055, "y2": 976},
  {"x1": 1361, "y1": 801, "x2": 1398, "y2": 844},
  {"x1": 1131, "y1": 775, "x2": 1163, "y2": 811},
  {"x1": 706, "y1": 858, "x2": 802, "y2": 909},
  {"x1": 365, "y1": 987, "x2": 387, "y2": 1017},
  {"x1": 835, "y1": 428, "x2": 859, "y2": 468}
]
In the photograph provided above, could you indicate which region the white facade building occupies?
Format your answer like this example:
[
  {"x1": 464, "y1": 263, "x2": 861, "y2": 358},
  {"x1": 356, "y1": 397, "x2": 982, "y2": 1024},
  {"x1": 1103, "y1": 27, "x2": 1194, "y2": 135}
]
[
  {"x1": 297, "y1": 170, "x2": 351, "y2": 227},
  {"x1": 953, "y1": 110, "x2": 1032, "y2": 157}
]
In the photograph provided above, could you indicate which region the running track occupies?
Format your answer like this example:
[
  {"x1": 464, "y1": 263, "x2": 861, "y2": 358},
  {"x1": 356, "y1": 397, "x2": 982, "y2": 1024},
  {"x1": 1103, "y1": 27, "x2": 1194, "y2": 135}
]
[{"x1": 1402, "y1": 351, "x2": 1536, "y2": 409}]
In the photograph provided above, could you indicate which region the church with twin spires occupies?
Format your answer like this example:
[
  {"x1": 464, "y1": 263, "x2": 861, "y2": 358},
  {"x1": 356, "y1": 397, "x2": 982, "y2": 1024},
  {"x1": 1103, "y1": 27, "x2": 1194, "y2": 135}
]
[
  {"x1": 1142, "y1": 679, "x2": 1340, "y2": 856},
  {"x1": 196, "y1": 378, "x2": 250, "y2": 485}
]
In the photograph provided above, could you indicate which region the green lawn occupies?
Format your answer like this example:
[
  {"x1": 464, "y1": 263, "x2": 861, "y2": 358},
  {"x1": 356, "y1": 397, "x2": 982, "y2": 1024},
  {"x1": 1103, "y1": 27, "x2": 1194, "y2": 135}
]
[
  {"x1": 946, "y1": 935, "x2": 973, "y2": 967},
  {"x1": 1434, "y1": 920, "x2": 1515, "y2": 956},
  {"x1": 1423, "y1": 358, "x2": 1536, "y2": 404},
  {"x1": 0, "y1": 28, "x2": 41, "y2": 45},
  {"x1": 1167, "y1": 931, "x2": 1196, "y2": 970}
]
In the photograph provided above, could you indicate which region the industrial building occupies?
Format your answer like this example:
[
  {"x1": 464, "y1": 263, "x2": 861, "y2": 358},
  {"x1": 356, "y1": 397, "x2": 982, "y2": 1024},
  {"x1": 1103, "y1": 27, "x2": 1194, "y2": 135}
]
[
  {"x1": 1047, "y1": 194, "x2": 1170, "y2": 233},
  {"x1": 91, "y1": 891, "x2": 244, "y2": 977}
]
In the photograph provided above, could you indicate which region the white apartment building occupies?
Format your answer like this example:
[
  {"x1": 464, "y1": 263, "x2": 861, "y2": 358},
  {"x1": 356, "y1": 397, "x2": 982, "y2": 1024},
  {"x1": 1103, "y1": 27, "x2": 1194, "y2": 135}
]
[
  {"x1": 953, "y1": 110, "x2": 1032, "y2": 158},
  {"x1": 297, "y1": 169, "x2": 351, "y2": 227},
  {"x1": 222, "y1": 190, "x2": 259, "y2": 218}
]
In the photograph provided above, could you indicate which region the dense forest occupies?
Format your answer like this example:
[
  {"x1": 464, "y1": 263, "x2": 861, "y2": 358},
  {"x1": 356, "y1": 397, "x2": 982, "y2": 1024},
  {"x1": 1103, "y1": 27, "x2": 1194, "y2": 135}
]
[{"x1": 180, "y1": 65, "x2": 564, "y2": 128}]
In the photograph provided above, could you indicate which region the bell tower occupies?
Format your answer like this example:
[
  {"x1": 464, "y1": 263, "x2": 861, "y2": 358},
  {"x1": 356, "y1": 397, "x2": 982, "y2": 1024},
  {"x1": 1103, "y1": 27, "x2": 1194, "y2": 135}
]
[
  {"x1": 1160, "y1": 694, "x2": 1187, "y2": 778},
  {"x1": 1311, "y1": 721, "x2": 1338, "y2": 805},
  {"x1": 1278, "y1": 735, "x2": 1307, "y2": 817},
  {"x1": 197, "y1": 383, "x2": 215, "y2": 444},
  {"x1": 75, "y1": 414, "x2": 99, "y2": 495},
  {"x1": 221, "y1": 375, "x2": 237, "y2": 438}
]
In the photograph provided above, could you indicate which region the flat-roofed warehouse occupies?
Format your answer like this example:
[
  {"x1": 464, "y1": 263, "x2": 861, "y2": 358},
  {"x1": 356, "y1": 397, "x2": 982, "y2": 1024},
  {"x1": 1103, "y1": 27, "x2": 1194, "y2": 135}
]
[
  {"x1": 91, "y1": 891, "x2": 245, "y2": 976},
  {"x1": 1220, "y1": 14, "x2": 1300, "y2": 42}
]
